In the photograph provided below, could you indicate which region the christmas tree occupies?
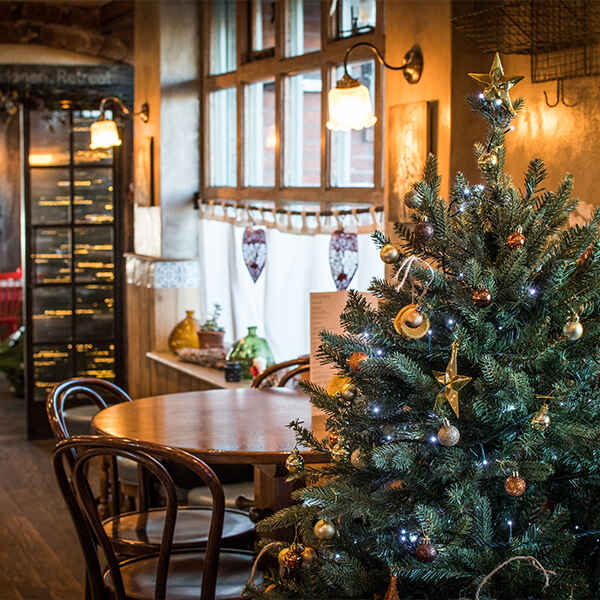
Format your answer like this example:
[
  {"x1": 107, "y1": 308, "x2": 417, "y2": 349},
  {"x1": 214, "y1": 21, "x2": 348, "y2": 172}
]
[{"x1": 247, "y1": 54, "x2": 600, "y2": 600}]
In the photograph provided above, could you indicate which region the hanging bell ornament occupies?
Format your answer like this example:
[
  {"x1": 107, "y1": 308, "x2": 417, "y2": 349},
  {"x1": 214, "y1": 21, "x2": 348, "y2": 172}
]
[
  {"x1": 531, "y1": 403, "x2": 551, "y2": 431},
  {"x1": 350, "y1": 448, "x2": 367, "y2": 469},
  {"x1": 415, "y1": 537, "x2": 438, "y2": 563},
  {"x1": 348, "y1": 352, "x2": 368, "y2": 372},
  {"x1": 437, "y1": 418, "x2": 460, "y2": 447},
  {"x1": 563, "y1": 314, "x2": 583, "y2": 341},
  {"x1": 380, "y1": 243, "x2": 400, "y2": 264},
  {"x1": 301, "y1": 546, "x2": 317, "y2": 566},
  {"x1": 472, "y1": 288, "x2": 493, "y2": 308},
  {"x1": 414, "y1": 218, "x2": 434, "y2": 243},
  {"x1": 393, "y1": 303, "x2": 430, "y2": 340},
  {"x1": 331, "y1": 443, "x2": 348, "y2": 462},
  {"x1": 477, "y1": 150, "x2": 498, "y2": 170},
  {"x1": 314, "y1": 519, "x2": 336, "y2": 540},
  {"x1": 285, "y1": 448, "x2": 304, "y2": 481},
  {"x1": 341, "y1": 382, "x2": 357, "y2": 401},
  {"x1": 505, "y1": 471, "x2": 527, "y2": 497},
  {"x1": 507, "y1": 227, "x2": 526, "y2": 249}
]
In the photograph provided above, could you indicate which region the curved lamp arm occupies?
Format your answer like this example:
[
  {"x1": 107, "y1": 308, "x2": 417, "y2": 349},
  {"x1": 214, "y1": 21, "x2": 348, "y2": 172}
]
[
  {"x1": 98, "y1": 96, "x2": 149, "y2": 122},
  {"x1": 342, "y1": 42, "x2": 423, "y2": 84}
]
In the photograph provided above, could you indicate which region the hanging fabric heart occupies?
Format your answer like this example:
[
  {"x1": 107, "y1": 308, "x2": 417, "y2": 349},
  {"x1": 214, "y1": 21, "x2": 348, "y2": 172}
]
[
  {"x1": 329, "y1": 229, "x2": 358, "y2": 290},
  {"x1": 242, "y1": 226, "x2": 267, "y2": 283}
]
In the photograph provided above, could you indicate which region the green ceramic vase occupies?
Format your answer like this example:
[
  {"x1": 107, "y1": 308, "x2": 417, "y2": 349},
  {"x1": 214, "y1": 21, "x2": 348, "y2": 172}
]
[{"x1": 228, "y1": 326, "x2": 274, "y2": 379}]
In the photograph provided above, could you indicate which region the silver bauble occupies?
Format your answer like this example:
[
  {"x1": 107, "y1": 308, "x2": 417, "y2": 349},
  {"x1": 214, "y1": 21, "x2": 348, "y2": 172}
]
[
  {"x1": 341, "y1": 383, "x2": 357, "y2": 401},
  {"x1": 563, "y1": 316, "x2": 583, "y2": 341},
  {"x1": 314, "y1": 519, "x2": 336, "y2": 540},
  {"x1": 437, "y1": 421, "x2": 460, "y2": 447}
]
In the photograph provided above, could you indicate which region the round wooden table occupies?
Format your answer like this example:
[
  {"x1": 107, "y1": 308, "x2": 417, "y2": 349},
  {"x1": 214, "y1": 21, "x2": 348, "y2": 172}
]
[{"x1": 91, "y1": 387, "x2": 327, "y2": 509}]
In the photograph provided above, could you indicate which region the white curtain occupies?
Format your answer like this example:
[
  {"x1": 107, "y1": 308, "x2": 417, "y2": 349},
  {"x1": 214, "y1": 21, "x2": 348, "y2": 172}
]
[{"x1": 198, "y1": 220, "x2": 384, "y2": 361}]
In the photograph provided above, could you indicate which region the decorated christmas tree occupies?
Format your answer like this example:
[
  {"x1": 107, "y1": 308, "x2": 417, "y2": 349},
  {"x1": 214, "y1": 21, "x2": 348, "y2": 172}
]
[{"x1": 247, "y1": 54, "x2": 600, "y2": 600}]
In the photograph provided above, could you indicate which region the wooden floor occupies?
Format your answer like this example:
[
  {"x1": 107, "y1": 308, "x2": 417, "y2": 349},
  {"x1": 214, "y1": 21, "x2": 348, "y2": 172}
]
[{"x1": 0, "y1": 378, "x2": 84, "y2": 600}]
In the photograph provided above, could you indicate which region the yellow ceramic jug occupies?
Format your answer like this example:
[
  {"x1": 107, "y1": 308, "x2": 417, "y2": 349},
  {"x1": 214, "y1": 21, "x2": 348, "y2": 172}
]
[{"x1": 168, "y1": 310, "x2": 199, "y2": 353}]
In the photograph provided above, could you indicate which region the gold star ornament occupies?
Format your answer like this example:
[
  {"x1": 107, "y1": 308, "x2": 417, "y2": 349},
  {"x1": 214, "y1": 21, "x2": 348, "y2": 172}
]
[
  {"x1": 433, "y1": 341, "x2": 472, "y2": 418},
  {"x1": 468, "y1": 52, "x2": 523, "y2": 116}
]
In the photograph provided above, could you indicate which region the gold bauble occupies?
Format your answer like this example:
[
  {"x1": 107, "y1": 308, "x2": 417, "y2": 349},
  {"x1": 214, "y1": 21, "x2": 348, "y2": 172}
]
[
  {"x1": 563, "y1": 315, "x2": 583, "y2": 341},
  {"x1": 350, "y1": 448, "x2": 367, "y2": 469},
  {"x1": 477, "y1": 151, "x2": 498, "y2": 170},
  {"x1": 331, "y1": 443, "x2": 348, "y2": 462},
  {"x1": 393, "y1": 303, "x2": 430, "y2": 340},
  {"x1": 437, "y1": 419, "x2": 460, "y2": 447},
  {"x1": 285, "y1": 448, "x2": 304, "y2": 474},
  {"x1": 380, "y1": 244, "x2": 400, "y2": 264},
  {"x1": 326, "y1": 374, "x2": 353, "y2": 396},
  {"x1": 531, "y1": 404, "x2": 551, "y2": 431},
  {"x1": 301, "y1": 546, "x2": 317, "y2": 565},
  {"x1": 341, "y1": 382, "x2": 357, "y2": 401},
  {"x1": 504, "y1": 472, "x2": 526, "y2": 497},
  {"x1": 314, "y1": 519, "x2": 336, "y2": 540}
]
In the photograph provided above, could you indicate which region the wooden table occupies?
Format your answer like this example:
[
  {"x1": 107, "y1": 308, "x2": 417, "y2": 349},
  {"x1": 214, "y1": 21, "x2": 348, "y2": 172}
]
[{"x1": 91, "y1": 388, "x2": 327, "y2": 510}]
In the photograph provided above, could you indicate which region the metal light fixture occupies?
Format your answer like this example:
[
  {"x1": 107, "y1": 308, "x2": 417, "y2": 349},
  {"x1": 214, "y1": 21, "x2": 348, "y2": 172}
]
[
  {"x1": 327, "y1": 42, "x2": 423, "y2": 132},
  {"x1": 90, "y1": 97, "x2": 149, "y2": 149}
]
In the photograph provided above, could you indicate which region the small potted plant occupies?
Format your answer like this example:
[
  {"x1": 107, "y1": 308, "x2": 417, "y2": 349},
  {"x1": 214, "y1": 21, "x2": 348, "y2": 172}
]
[{"x1": 197, "y1": 304, "x2": 225, "y2": 349}]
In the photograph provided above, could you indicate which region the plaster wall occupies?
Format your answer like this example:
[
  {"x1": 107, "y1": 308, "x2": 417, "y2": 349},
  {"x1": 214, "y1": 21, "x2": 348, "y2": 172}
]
[{"x1": 385, "y1": 0, "x2": 453, "y2": 221}]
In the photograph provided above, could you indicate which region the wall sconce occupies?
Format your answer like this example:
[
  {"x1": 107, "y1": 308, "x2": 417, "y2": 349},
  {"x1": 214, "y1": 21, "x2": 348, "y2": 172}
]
[
  {"x1": 327, "y1": 42, "x2": 423, "y2": 132},
  {"x1": 90, "y1": 96, "x2": 150, "y2": 149}
]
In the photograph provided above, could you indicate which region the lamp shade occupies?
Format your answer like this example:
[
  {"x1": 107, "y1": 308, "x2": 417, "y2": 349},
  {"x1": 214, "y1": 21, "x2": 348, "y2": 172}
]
[
  {"x1": 327, "y1": 82, "x2": 377, "y2": 132},
  {"x1": 90, "y1": 119, "x2": 122, "y2": 149}
]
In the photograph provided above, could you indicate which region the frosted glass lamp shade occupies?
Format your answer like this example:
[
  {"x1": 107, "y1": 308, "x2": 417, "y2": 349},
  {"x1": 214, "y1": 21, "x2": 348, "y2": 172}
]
[
  {"x1": 90, "y1": 119, "x2": 122, "y2": 149},
  {"x1": 327, "y1": 81, "x2": 377, "y2": 132}
]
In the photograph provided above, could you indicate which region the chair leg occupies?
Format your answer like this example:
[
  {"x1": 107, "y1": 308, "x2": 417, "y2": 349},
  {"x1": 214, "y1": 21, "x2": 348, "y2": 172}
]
[{"x1": 98, "y1": 457, "x2": 110, "y2": 518}]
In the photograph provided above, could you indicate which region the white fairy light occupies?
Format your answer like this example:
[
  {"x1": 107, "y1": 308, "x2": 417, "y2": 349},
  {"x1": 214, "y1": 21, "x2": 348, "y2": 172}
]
[
  {"x1": 429, "y1": 435, "x2": 437, "y2": 443},
  {"x1": 400, "y1": 535, "x2": 407, "y2": 542},
  {"x1": 446, "y1": 317, "x2": 455, "y2": 327},
  {"x1": 528, "y1": 286, "x2": 537, "y2": 296},
  {"x1": 478, "y1": 93, "x2": 484, "y2": 99},
  {"x1": 376, "y1": 348, "x2": 384, "y2": 356},
  {"x1": 363, "y1": 331, "x2": 369, "y2": 338},
  {"x1": 372, "y1": 405, "x2": 381, "y2": 414},
  {"x1": 410, "y1": 534, "x2": 418, "y2": 543},
  {"x1": 482, "y1": 459, "x2": 489, "y2": 466},
  {"x1": 464, "y1": 186, "x2": 471, "y2": 195},
  {"x1": 495, "y1": 98, "x2": 502, "y2": 105}
]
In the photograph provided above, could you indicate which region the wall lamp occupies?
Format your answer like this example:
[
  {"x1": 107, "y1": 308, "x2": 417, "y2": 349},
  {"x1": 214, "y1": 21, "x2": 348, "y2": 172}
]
[
  {"x1": 90, "y1": 96, "x2": 150, "y2": 149},
  {"x1": 327, "y1": 42, "x2": 423, "y2": 132}
]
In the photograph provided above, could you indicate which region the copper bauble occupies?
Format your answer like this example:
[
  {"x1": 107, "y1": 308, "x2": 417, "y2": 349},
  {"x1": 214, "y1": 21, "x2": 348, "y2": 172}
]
[
  {"x1": 415, "y1": 541, "x2": 438, "y2": 563},
  {"x1": 505, "y1": 472, "x2": 527, "y2": 497},
  {"x1": 301, "y1": 546, "x2": 317, "y2": 565},
  {"x1": 415, "y1": 220, "x2": 434, "y2": 243},
  {"x1": 507, "y1": 229, "x2": 526, "y2": 249},
  {"x1": 314, "y1": 519, "x2": 336, "y2": 540},
  {"x1": 348, "y1": 352, "x2": 368, "y2": 372},
  {"x1": 350, "y1": 448, "x2": 367, "y2": 469},
  {"x1": 385, "y1": 479, "x2": 405, "y2": 491},
  {"x1": 329, "y1": 433, "x2": 339, "y2": 447},
  {"x1": 380, "y1": 244, "x2": 400, "y2": 264},
  {"x1": 472, "y1": 288, "x2": 492, "y2": 308},
  {"x1": 437, "y1": 420, "x2": 460, "y2": 447},
  {"x1": 563, "y1": 315, "x2": 583, "y2": 341},
  {"x1": 282, "y1": 547, "x2": 303, "y2": 570}
]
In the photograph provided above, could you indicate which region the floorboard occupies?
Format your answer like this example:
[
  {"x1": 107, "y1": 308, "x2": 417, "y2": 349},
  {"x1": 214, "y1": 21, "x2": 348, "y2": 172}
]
[{"x1": 0, "y1": 377, "x2": 84, "y2": 600}]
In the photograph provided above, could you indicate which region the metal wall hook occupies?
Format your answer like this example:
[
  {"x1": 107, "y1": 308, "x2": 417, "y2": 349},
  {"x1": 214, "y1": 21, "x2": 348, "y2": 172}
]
[{"x1": 544, "y1": 79, "x2": 579, "y2": 108}]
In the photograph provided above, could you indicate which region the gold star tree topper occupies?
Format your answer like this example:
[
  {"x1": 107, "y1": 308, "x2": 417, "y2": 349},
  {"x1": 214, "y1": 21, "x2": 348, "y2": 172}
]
[
  {"x1": 433, "y1": 341, "x2": 472, "y2": 418},
  {"x1": 468, "y1": 52, "x2": 523, "y2": 116}
]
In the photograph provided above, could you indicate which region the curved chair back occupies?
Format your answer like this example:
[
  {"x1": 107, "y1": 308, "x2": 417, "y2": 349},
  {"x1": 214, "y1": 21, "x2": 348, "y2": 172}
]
[
  {"x1": 251, "y1": 356, "x2": 309, "y2": 388},
  {"x1": 53, "y1": 435, "x2": 225, "y2": 600},
  {"x1": 46, "y1": 377, "x2": 132, "y2": 442}
]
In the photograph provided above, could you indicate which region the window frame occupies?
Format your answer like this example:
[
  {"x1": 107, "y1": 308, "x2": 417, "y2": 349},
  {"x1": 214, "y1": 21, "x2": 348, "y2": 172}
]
[{"x1": 201, "y1": 0, "x2": 385, "y2": 210}]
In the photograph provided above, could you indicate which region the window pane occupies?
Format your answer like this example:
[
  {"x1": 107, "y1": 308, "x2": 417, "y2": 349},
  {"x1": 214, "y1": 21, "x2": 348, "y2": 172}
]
[
  {"x1": 76, "y1": 343, "x2": 115, "y2": 380},
  {"x1": 284, "y1": 70, "x2": 321, "y2": 187},
  {"x1": 74, "y1": 227, "x2": 114, "y2": 283},
  {"x1": 74, "y1": 168, "x2": 114, "y2": 224},
  {"x1": 244, "y1": 79, "x2": 275, "y2": 187},
  {"x1": 75, "y1": 285, "x2": 114, "y2": 339},
  {"x1": 286, "y1": 0, "x2": 321, "y2": 56},
  {"x1": 330, "y1": 60, "x2": 375, "y2": 187},
  {"x1": 29, "y1": 111, "x2": 69, "y2": 167},
  {"x1": 251, "y1": 0, "x2": 276, "y2": 51},
  {"x1": 32, "y1": 287, "x2": 72, "y2": 342},
  {"x1": 33, "y1": 344, "x2": 73, "y2": 402},
  {"x1": 30, "y1": 168, "x2": 71, "y2": 225},
  {"x1": 210, "y1": 0, "x2": 236, "y2": 75},
  {"x1": 339, "y1": 0, "x2": 376, "y2": 37},
  {"x1": 209, "y1": 88, "x2": 237, "y2": 186},
  {"x1": 32, "y1": 227, "x2": 71, "y2": 284}
]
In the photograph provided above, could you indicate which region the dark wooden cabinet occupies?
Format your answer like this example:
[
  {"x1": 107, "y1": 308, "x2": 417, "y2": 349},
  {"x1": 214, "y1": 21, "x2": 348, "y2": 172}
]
[{"x1": 24, "y1": 108, "x2": 124, "y2": 439}]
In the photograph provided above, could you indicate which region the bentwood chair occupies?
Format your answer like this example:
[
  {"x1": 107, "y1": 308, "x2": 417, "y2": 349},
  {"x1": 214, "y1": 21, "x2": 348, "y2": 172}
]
[
  {"x1": 47, "y1": 379, "x2": 253, "y2": 556},
  {"x1": 53, "y1": 436, "x2": 259, "y2": 600},
  {"x1": 251, "y1": 356, "x2": 310, "y2": 389}
]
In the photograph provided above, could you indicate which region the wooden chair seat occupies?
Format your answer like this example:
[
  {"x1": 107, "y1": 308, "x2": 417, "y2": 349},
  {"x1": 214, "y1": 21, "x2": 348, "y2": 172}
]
[
  {"x1": 104, "y1": 549, "x2": 257, "y2": 600},
  {"x1": 187, "y1": 481, "x2": 254, "y2": 510},
  {"x1": 103, "y1": 506, "x2": 252, "y2": 553}
]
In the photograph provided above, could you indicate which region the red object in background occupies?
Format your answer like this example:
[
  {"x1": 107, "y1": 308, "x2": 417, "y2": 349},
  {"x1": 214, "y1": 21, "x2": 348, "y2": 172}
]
[
  {"x1": 0, "y1": 267, "x2": 23, "y2": 340},
  {"x1": 329, "y1": 230, "x2": 358, "y2": 291}
]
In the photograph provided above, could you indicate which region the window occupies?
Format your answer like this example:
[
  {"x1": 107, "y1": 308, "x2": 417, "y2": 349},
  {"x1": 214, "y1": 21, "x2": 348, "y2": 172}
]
[{"x1": 202, "y1": 0, "x2": 383, "y2": 206}]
